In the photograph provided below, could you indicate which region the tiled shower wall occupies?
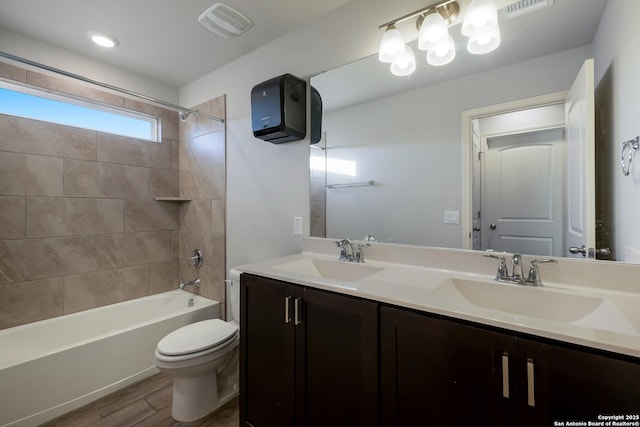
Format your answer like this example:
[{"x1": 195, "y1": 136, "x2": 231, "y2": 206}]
[
  {"x1": 0, "y1": 62, "x2": 226, "y2": 329},
  {"x1": 178, "y1": 98, "x2": 227, "y2": 315}
]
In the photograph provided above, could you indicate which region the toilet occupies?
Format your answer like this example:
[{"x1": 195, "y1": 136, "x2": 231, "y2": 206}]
[{"x1": 155, "y1": 269, "x2": 241, "y2": 422}]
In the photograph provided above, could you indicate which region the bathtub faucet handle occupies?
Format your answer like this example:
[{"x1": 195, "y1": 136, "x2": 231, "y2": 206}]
[{"x1": 187, "y1": 249, "x2": 203, "y2": 269}]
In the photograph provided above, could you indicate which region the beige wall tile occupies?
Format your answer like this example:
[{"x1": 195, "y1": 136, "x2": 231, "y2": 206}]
[
  {"x1": 179, "y1": 231, "x2": 224, "y2": 270},
  {"x1": 210, "y1": 95, "x2": 226, "y2": 121},
  {"x1": 179, "y1": 107, "x2": 213, "y2": 139},
  {"x1": 0, "y1": 278, "x2": 64, "y2": 329},
  {"x1": 0, "y1": 237, "x2": 97, "y2": 285},
  {"x1": 0, "y1": 63, "x2": 26, "y2": 82},
  {"x1": 63, "y1": 159, "x2": 149, "y2": 198},
  {"x1": 149, "y1": 169, "x2": 179, "y2": 197},
  {"x1": 26, "y1": 71, "x2": 125, "y2": 108},
  {"x1": 0, "y1": 152, "x2": 63, "y2": 196},
  {"x1": 179, "y1": 165, "x2": 224, "y2": 200},
  {"x1": 96, "y1": 231, "x2": 172, "y2": 270},
  {"x1": 179, "y1": 200, "x2": 212, "y2": 231},
  {"x1": 211, "y1": 199, "x2": 225, "y2": 235},
  {"x1": 97, "y1": 133, "x2": 171, "y2": 169},
  {"x1": 171, "y1": 140, "x2": 179, "y2": 171},
  {"x1": 0, "y1": 115, "x2": 97, "y2": 160},
  {"x1": 310, "y1": 178, "x2": 326, "y2": 201},
  {"x1": 125, "y1": 200, "x2": 179, "y2": 232},
  {"x1": 26, "y1": 197, "x2": 124, "y2": 238},
  {"x1": 63, "y1": 265, "x2": 149, "y2": 314},
  {"x1": 0, "y1": 197, "x2": 25, "y2": 240},
  {"x1": 180, "y1": 131, "x2": 224, "y2": 170},
  {"x1": 149, "y1": 261, "x2": 179, "y2": 294},
  {"x1": 310, "y1": 200, "x2": 326, "y2": 238}
]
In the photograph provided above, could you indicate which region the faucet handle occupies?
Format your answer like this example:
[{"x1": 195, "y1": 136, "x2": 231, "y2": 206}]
[
  {"x1": 527, "y1": 258, "x2": 557, "y2": 287},
  {"x1": 483, "y1": 253, "x2": 509, "y2": 281},
  {"x1": 363, "y1": 234, "x2": 377, "y2": 245}
]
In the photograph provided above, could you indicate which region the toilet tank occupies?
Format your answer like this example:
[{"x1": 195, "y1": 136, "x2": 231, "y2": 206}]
[{"x1": 227, "y1": 269, "x2": 242, "y2": 323}]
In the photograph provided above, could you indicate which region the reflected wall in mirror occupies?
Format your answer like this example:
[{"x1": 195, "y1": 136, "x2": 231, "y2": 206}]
[{"x1": 310, "y1": 0, "x2": 640, "y2": 263}]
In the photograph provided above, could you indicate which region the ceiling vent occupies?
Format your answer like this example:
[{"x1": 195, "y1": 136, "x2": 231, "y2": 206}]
[
  {"x1": 505, "y1": 0, "x2": 555, "y2": 18},
  {"x1": 198, "y1": 3, "x2": 253, "y2": 38}
]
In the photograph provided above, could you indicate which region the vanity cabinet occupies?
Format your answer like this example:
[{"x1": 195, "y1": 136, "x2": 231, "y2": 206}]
[
  {"x1": 240, "y1": 273, "x2": 378, "y2": 427},
  {"x1": 380, "y1": 305, "x2": 640, "y2": 427}
]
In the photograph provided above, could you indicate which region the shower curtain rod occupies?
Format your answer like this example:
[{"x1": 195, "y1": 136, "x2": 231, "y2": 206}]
[{"x1": 0, "y1": 51, "x2": 224, "y2": 123}]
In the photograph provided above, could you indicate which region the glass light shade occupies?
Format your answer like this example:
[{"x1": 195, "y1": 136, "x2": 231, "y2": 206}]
[
  {"x1": 427, "y1": 36, "x2": 456, "y2": 66},
  {"x1": 462, "y1": 0, "x2": 498, "y2": 36},
  {"x1": 467, "y1": 25, "x2": 500, "y2": 54},
  {"x1": 390, "y1": 45, "x2": 416, "y2": 76},
  {"x1": 379, "y1": 26, "x2": 405, "y2": 63},
  {"x1": 418, "y1": 12, "x2": 448, "y2": 51}
]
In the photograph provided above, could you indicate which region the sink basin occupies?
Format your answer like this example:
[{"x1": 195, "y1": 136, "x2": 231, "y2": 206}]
[
  {"x1": 432, "y1": 278, "x2": 605, "y2": 323},
  {"x1": 274, "y1": 258, "x2": 383, "y2": 282}
]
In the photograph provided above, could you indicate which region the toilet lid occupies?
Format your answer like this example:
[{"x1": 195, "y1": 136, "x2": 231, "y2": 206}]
[{"x1": 157, "y1": 319, "x2": 238, "y2": 357}]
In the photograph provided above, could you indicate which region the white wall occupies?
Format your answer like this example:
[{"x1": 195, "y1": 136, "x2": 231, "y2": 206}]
[
  {"x1": 180, "y1": 0, "x2": 432, "y2": 271},
  {"x1": 0, "y1": 28, "x2": 178, "y2": 103},
  {"x1": 593, "y1": 0, "x2": 640, "y2": 262},
  {"x1": 321, "y1": 47, "x2": 590, "y2": 247}
]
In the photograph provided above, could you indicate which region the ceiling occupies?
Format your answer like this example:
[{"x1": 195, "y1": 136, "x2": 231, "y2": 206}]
[{"x1": 0, "y1": 0, "x2": 350, "y2": 88}]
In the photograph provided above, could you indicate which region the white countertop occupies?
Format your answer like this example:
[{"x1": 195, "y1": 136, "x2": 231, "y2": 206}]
[{"x1": 236, "y1": 239, "x2": 640, "y2": 359}]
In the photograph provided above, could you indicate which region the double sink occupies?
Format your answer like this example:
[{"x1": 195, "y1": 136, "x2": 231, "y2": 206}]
[{"x1": 273, "y1": 256, "x2": 639, "y2": 338}]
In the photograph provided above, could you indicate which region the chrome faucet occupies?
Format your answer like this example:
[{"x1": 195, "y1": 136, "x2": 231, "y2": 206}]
[
  {"x1": 336, "y1": 239, "x2": 354, "y2": 261},
  {"x1": 336, "y1": 236, "x2": 372, "y2": 263},
  {"x1": 179, "y1": 278, "x2": 201, "y2": 290},
  {"x1": 483, "y1": 253, "x2": 557, "y2": 286}
]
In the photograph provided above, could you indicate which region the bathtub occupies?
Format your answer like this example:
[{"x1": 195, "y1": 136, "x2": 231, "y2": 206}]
[{"x1": 0, "y1": 289, "x2": 220, "y2": 427}]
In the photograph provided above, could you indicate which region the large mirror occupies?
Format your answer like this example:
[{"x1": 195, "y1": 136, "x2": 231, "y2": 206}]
[{"x1": 309, "y1": 0, "x2": 637, "y2": 262}]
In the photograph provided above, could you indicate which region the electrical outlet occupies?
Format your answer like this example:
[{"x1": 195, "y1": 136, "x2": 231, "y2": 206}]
[
  {"x1": 444, "y1": 210, "x2": 459, "y2": 224},
  {"x1": 293, "y1": 217, "x2": 303, "y2": 235}
]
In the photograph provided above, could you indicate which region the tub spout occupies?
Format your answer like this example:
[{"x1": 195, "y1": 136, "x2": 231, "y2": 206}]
[{"x1": 179, "y1": 278, "x2": 201, "y2": 290}]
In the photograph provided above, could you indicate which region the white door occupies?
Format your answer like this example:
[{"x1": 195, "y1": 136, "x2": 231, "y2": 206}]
[
  {"x1": 471, "y1": 122, "x2": 482, "y2": 250},
  {"x1": 481, "y1": 128, "x2": 566, "y2": 256},
  {"x1": 565, "y1": 59, "x2": 596, "y2": 258}
]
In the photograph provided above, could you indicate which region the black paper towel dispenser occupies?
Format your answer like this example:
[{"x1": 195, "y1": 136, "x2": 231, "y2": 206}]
[{"x1": 251, "y1": 74, "x2": 306, "y2": 144}]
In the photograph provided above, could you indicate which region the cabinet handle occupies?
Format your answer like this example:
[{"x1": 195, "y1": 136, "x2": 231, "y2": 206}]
[
  {"x1": 527, "y1": 358, "x2": 535, "y2": 407},
  {"x1": 501, "y1": 353, "x2": 510, "y2": 399},
  {"x1": 284, "y1": 296, "x2": 292, "y2": 324},
  {"x1": 294, "y1": 298, "x2": 302, "y2": 325}
]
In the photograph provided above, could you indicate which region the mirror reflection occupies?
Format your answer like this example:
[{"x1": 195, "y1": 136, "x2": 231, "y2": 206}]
[{"x1": 309, "y1": 0, "x2": 637, "y2": 262}]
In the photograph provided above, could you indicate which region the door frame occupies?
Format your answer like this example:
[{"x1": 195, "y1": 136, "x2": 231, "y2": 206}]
[{"x1": 461, "y1": 91, "x2": 568, "y2": 250}]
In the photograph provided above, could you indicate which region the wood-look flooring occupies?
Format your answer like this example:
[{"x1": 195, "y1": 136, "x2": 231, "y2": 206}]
[{"x1": 40, "y1": 372, "x2": 239, "y2": 427}]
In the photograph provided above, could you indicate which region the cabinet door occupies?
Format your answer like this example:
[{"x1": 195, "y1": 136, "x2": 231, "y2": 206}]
[
  {"x1": 299, "y1": 287, "x2": 378, "y2": 427},
  {"x1": 519, "y1": 338, "x2": 640, "y2": 427},
  {"x1": 380, "y1": 306, "x2": 517, "y2": 427},
  {"x1": 240, "y1": 274, "x2": 296, "y2": 427}
]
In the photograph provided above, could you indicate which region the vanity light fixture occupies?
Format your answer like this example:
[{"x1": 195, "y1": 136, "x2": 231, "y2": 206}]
[
  {"x1": 87, "y1": 31, "x2": 119, "y2": 48},
  {"x1": 378, "y1": 0, "x2": 501, "y2": 76}
]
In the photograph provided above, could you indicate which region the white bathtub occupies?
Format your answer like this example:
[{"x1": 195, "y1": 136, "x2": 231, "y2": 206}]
[{"x1": 0, "y1": 289, "x2": 220, "y2": 427}]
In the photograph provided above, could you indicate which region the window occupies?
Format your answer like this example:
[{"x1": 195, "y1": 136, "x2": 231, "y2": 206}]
[{"x1": 0, "y1": 82, "x2": 160, "y2": 141}]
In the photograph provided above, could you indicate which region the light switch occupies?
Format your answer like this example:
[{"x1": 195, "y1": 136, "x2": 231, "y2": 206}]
[
  {"x1": 293, "y1": 217, "x2": 303, "y2": 235},
  {"x1": 444, "y1": 210, "x2": 459, "y2": 224}
]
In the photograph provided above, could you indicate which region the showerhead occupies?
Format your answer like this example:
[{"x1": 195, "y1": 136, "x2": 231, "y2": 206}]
[{"x1": 178, "y1": 111, "x2": 190, "y2": 122}]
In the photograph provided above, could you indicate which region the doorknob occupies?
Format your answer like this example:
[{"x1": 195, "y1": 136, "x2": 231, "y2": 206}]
[
  {"x1": 569, "y1": 245, "x2": 587, "y2": 256},
  {"x1": 596, "y1": 247, "x2": 611, "y2": 256},
  {"x1": 489, "y1": 224, "x2": 497, "y2": 230}
]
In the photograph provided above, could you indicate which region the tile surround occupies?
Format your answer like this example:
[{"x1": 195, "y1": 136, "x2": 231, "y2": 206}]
[{"x1": 0, "y1": 65, "x2": 226, "y2": 329}]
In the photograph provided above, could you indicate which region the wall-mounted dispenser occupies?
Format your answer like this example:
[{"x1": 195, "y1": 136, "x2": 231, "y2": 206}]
[
  {"x1": 310, "y1": 86, "x2": 322, "y2": 145},
  {"x1": 251, "y1": 73, "x2": 306, "y2": 144}
]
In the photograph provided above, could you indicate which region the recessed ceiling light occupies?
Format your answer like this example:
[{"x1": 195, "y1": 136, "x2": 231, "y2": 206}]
[{"x1": 87, "y1": 31, "x2": 119, "y2": 48}]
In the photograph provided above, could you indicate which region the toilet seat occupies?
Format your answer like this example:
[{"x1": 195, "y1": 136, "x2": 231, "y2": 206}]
[{"x1": 156, "y1": 319, "x2": 238, "y2": 361}]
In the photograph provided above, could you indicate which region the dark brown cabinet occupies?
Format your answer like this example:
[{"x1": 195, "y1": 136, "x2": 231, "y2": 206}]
[
  {"x1": 240, "y1": 273, "x2": 378, "y2": 427},
  {"x1": 241, "y1": 272, "x2": 640, "y2": 427},
  {"x1": 380, "y1": 305, "x2": 640, "y2": 427},
  {"x1": 380, "y1": 305, "x2": 517, "y2": 427}
]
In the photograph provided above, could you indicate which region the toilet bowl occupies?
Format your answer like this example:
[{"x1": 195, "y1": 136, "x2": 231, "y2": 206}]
[{"x1": 155, "y1": 269, "x2": 241, "y2": 422}]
